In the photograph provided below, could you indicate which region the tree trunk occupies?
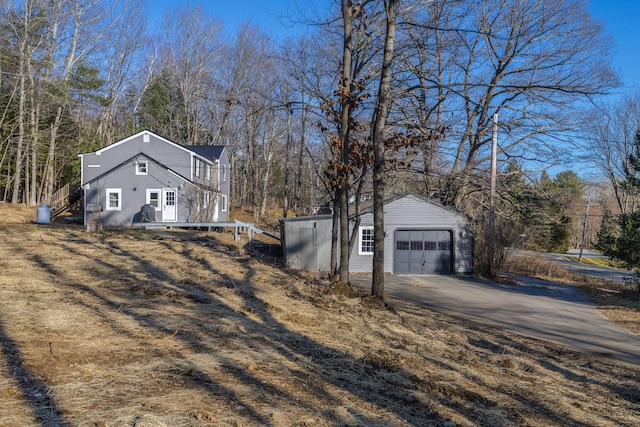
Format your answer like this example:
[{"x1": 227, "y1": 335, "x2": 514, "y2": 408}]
[
  {"x1": 372, "y1": 0, "x2": 399, "y2": 302},
  {"x1": 27, "y1": 55, "x2": 40, "y2": 206},
  {"x1": 45, "y1": 0, "x2": 79, "y2": 202},
  {"x1": 12, "y1": 65, "x2": 26, "y2": 204},
  {"x1": 294, "y1": 103, "x2": 306, "y2": 215},
  {"x1": 283, "y1": 107, "x2": 292, "y2": 218},
  {"x1": 330, "y1": 191, "x2": 340, "y2": 278},
  {"x1": 335, "y1": 0, "x2": 353, "y2": 284},
  {"x1": 339, "y1": 180, "x2": 349, "y2": 283}
]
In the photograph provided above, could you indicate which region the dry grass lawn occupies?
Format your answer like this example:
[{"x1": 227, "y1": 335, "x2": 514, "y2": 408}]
[{"x1": 0, "y1": 204, "x2": 639, "y2": 426}]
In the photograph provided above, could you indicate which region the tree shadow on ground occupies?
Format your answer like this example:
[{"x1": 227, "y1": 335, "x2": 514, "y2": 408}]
[
  {"x1": 0, "y1": 318, "x2": 69, "y2": 426},
  {"x1": 2, "y1": 226, "x2": 638, "y2": 426}
]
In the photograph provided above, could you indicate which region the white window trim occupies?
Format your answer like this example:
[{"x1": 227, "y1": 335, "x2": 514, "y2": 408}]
[
  {"x1": 195, "y1": 158, "x2": 200, "y2": 177},
  {"x1": 135, "y1": 161, "x2": 148, "y2": 175},
  {"x1": 358, "y1": 226, "x2": 374, "y2": 255},
  {"x1": 106, "y1": 188, "x2": 122, "y2": 211},
  {"x1": 221, "y1": 194, "x2": 228, "y2": 212},
  {"x1": 221, "y1": 164, "x2": 227, "y2": 182},
  {"x1": 146, "y1": 189, "x2": 161, "y2": 211}
]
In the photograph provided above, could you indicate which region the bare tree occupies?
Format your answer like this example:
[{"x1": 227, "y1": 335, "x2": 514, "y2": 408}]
[
  {"x1": 371, "y1": 0, "x2": 399, "y2": 301},
  {"x1": 207, "y1": 24, "x2": 275, "y2": 212},
  {"x1": 7, "y1": 0, "x2": 42, "y2": 204},
  {"x1": 97, "y1": 0, "x2": 148, "y2": 147},
  {"x1": 42, "y1": 0, "x2": 104, "y2": 202},
  {"x1": 332, "y1": 0, "x2": 355, "y2": 283},
  {"x1": 397, "y1": 0, "x2": 617, "y2": 208},
  {"x1": 160, "y1": 4, "x2": 222, "y2": 145},
  {"x1": 393, "y1": 0, "x2": 458, "y2": 199},
  {"x1": 583, "y1": 93, "x2": 640, "y2": 215}
]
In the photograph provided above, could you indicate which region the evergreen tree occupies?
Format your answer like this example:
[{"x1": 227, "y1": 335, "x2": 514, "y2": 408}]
[
  {"x1": 502, "y1": 167, "x2": 583, "y2": 253},
  {"x1": 597, "y1": 130, "x2": 640, "y2": 285}
]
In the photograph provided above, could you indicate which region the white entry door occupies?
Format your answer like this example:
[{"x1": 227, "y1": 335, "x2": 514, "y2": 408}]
[{"x1": 162, "y1": 188, "x2": 177, "y2": 222}]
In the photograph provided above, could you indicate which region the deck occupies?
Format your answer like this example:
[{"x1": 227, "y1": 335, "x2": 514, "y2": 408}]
[{"x1": 131, "y1": 220, "x2": 280, "y2": 242}]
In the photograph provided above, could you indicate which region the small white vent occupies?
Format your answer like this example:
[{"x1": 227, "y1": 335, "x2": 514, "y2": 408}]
[{"x1": 143, "y1": 133, "x2": 150, "y2": 143}]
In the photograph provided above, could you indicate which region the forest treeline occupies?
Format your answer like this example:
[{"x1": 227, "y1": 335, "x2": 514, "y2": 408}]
[{"x1": 0, "y1": 0, "x2": 634, "y2": 264}]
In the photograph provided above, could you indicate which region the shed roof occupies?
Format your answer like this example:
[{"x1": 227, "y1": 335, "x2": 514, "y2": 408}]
[{"x1": 280, "y1": 214, "x2": 333, "y2": 223}]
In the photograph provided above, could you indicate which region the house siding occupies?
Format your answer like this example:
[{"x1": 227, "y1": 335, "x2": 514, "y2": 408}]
[
  {"x1": 94, "y1": 132, "x2": 194, "y2": 179},
  {"x1": 349, "y1": 195, "x2": 472, "y2": 274},
  {"x1": 84, "y1": 158, "x2": 191, "y2": 226},
  {"x1": 80, "y1": 131, "x2": 230, "y2": 227}
]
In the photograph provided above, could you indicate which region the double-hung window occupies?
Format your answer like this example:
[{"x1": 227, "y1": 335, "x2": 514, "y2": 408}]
[
  {"x1": 358, "y1": 226, "x2": 374, "y2": 255},
  {"x1": 146, "y1": 189, "x2": 161, "y2": 211},
  {"x1": 221, "y1": 194, "x2": 228, "y2": 212},
  {"x1": 106, "y1": 188, "x2": 122, "y2": 211}
]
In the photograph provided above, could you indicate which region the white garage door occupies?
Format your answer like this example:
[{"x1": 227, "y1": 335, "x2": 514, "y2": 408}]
[{"x1": 394, "y1": 230, "x2": 453, "y2": 274}]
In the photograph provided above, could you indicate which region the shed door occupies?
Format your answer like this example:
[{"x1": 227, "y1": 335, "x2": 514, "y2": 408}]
[
  {"x1": 298, "y1": 227, "x2": 317, "y2": 270},
  {"x1": 162, "y1": 188, "x2": 177, "y2": 222},
  {"x1": 394, "y1": 230, "x2": 453, "y2": 274}
]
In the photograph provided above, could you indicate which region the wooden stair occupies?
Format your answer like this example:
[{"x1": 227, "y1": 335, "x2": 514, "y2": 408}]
[{"x1": 50, "y1": 182, "x2": 82, "y2": 218}]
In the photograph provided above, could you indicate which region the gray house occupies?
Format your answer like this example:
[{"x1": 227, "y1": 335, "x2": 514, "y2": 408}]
[
  {"x1": 79, "y1": 130, "x2": 230, "y2": 227},
  {"x1": 281, "y1": 193, "x2": 473, "y2": 274}
]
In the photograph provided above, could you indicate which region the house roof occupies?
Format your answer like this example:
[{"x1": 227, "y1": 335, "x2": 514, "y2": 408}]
[
  {"x1": 184, "y1": 145, "x2": 225, "y2": 161},
  {"x1": 88, "y1": 130, "x2": 193, "y2": 156},
  {"x1": 79, "y1": 131, "x2": 226, "y2": 164}
]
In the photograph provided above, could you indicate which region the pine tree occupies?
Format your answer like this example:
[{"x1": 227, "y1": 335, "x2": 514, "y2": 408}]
[{"x1": 597, "y1": 130, "x2": 640, "y2": 290}]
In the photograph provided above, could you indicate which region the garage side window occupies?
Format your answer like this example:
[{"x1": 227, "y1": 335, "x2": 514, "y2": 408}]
[{"x1": 358, "y1": 226, "x2": 374, "y2": 255}]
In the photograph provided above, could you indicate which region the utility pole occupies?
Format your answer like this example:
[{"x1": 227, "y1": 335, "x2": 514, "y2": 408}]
[
  {"x1": 488, "y1": 113, "x2": 498, "y2": 277},
  {"x1": 578, "y1": 197, "x2": 590, "y2": 261}
]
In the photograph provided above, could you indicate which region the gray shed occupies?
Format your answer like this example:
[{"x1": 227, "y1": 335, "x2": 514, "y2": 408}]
[
  {"x1": 280, "y1": 215, "x2": 335, "y2": 271},
  {"x1": 281, "y1": 193, "x2": 473, "y2": 274}
]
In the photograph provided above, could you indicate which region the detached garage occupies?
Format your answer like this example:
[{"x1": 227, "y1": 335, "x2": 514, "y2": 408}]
[{"x1": 281, "y1": 193, "x2": 473, "y2": 275}]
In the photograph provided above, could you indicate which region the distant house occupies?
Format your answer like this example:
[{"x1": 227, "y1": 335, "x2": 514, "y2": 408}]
[
  {"x1": 78, "y1": 130, "x2": 230, "y2": 227},
  {"x1": 281, "y1": 193, "x2": 473, "y2": 275}
]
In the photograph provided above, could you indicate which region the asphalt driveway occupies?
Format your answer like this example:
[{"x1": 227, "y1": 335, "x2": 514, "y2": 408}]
[
  {"x1": 351, "y1": 274, "x2": 640, "y2": 366},
  {"x1": 526, "y1": 249, "x2": 636, "y2": 285}
]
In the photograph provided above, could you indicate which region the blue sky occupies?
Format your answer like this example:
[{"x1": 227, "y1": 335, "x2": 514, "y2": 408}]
[
  {"x1": 150, "y1": 0, "x2": 331, "y2": 40},
  {"x1": 589, "y1": 0, "x2": 640, "y2": 91},
  {"x1": 152, "y1": 1, "x2": 639, "y2": 91}
]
